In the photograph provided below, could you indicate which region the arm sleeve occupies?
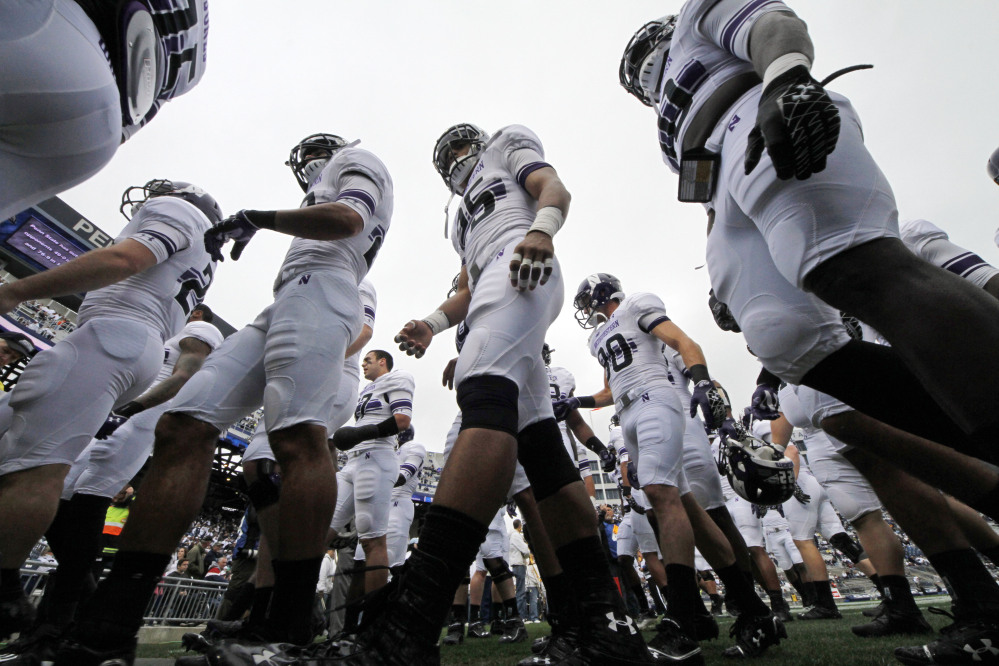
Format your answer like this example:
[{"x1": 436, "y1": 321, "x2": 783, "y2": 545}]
[
  {"x1": 498, "y1": 125, "x2": 553, "y2": 188},
  {"x1": 359, "y1": 279, "x2": 377, "y2": 329},
  {"x1": 698, "y1": 0, "x2": 793, "y2": 58}
]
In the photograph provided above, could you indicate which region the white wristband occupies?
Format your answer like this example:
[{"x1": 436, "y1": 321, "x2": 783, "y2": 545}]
[
  {"x1": 421, "y1": 309, "x2": 451, "y2": 336},
  {"x1": 762, "y1": 52, "x2": 812, "y2": 91},
  {"x1": 528, "y1": 206, "x2": 565, "y2": 238}
]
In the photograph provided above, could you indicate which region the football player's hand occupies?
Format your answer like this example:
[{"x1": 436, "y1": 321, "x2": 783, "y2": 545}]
[
  {"x1": 719, "y1": 417, "x2": 747, "y2": 444},
  {"x1": 793, "y1": 483, "x2": 811, "y2": 505},
  {"x1": 752, "y1": 503, "x2": 769, "y2": 519},
  {"x1": 598, "y1": 447, "x2": 617, "y2": 474},
  {"x1": 708, "y1": 290, "x2": 741, "y2": 333},
  {"x1": 744, "y1": 65, "x2": 840, "y2": 180},
  {"x1": 626, "y1": 494, "x2": 646, "y2": 515},
  {"x1": 750, "y1": 385, "x2": 781, "y2": 420},
  {"x1": 510, "y1": 231, "x2": 555, "y2": 291},
  {"x1": 690, "y1": 380, "x2": 727, "y2": 429},
  {"x1": 442, "y1": 357, "x2": 459, "y2": 390},
  {"x1": 394, "y1": 320, "x2": 432, "y2": 359},
  {"x1": 204, "y1": 210, "x2": 260, "y2": 262},
  {"x1": 552, "y1": 396, "x2": 581, "y2": 421},
  {"x1": 506, "y1": 500, "x2": 518, "y2": 518},
  {"x1": 95, "y1": 412, "x2": 130, "y2": 440}
]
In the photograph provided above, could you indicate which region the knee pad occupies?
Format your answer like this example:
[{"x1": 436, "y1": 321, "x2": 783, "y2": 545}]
[
  {"x1": 517, "y1": 418, "x2": 580, "y2": 502},
  {"x1": 484, "y1": 557, "x2": 513, "y2": 584},
  {"x1": 246, "y1": 459, "x2": 281, "y2": 511},
  {"x1": 829, "y1": 531, "x2": 866, "y2": 564},
  {"x1": 457, "y1": 375, "x2": 519, "y2": 436}
]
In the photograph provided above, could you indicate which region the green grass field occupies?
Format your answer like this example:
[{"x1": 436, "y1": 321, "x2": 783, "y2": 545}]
[{"x1": 130, "y1": 599, "x2": 952, "y2": 665}]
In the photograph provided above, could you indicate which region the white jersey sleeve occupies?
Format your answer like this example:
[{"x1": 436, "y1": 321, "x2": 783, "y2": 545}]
[
  {"x1": 548, "y1": 366, "x2": 576, "y2": 401},
  {"x1": 78, "y1": 196, "x2": 216, "y2": 342},
  {"x1": 393, "y1": 441, "x2": 426, "y2": 498},
  {"x1": 276, "y1": 148, "x2": 393, "y2": 290},
  {"x1": 900, "y1": 219, "x2": 999, "y2": 288},
  {"x1": 359, "y1": 278, "x2": 377, "y2": 330},
  {"x1": 630, "y1": 292, "x2": 672, "y2": 333},
  {"x1": 157, "y1": 321, "x2": 223, "y2": 383},
  {"x1": 498, "y1": 126, "x2": 551, "y2": 190}
]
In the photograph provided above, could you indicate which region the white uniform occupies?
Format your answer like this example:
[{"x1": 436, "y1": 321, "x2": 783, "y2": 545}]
[
  {"x1": 762, "y1": 509, "x2": 803, "y2": 571},
  {"x1": 451, "y1": 126, "x2": 563, "y2": 433},
  {"x1": 0, "y1": 197, "x2": 215, "y2": 475},
  {"x1": 616, "y1": 438, "x2": 661, "y2": 558},
  {"x1": 386, "y1": 440, "x2": 426, "y2": 568},
  {"x1": 330, "y1": 371, "x2": 414, "y2": 540},
  {"x1": 662, "y1": 348, "x2": 726, "y2": 509},
  {"x1": 589, "y1": 293, "x2": 688, "y2": 492},
  {"x1": 779, "y1": 385, "x2": 881, "y2": 524},
  {"x1": 714, "y1": 439, "x2": 767, "y2": 549},
  {"x1": 658, "y1": 0, "x2": 897, "y2": 383},
  {"x1": 900, "y1": 219, "x2": 999, "y2": 289},
  {"x1": 242, "y1": 279, "x2": 377, "y2": 465},
  {"x1": 1, "y1": 0, "x2": 209, "y2": 220},
  {"x1": 168, "y1": 148, "x2": 392, "y2": 437},
  {"x1": 62, "y1": 320, "x2": 224, "y2": 499},
  {"x1": 548, "y1": 365, "x2": 590, "y2": 479},
  {"x1": 443, "y1": 412, "x2": 530, "y2": 501}
]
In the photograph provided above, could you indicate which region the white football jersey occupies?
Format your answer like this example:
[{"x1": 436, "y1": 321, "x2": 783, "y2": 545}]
[
  {"x1": 449, "y1": 125, "x2": 552, "y2": 283},
  {"x1": 588, "y1": 293, "x2": 676, "y2": 401},
  {"x1": 656, "y1": 0, "x2": 787, "y2": 171},
  {"x1": 900, "y1": 218, "x2": 998, "y2": 288},
  {"x1": 392, "y1": 440, "x2": 427, "y2": 500},
  {"x1": 548, "y1": 365, "x2": 576, "y2": 441},
  {"x1": 761, "y1": 507, "x2": 790, "y2": 530},
  {"x1": 119, "y1": 0, "x2": 210, "y2": 139},
  {"x1": 343, "y1": 279, "x2": 377, "y2": 378},
  {"x1": 156, "y1": 320, "x2": 223, "y2": 384},
  {"x1": 276, "y1": 148, "x2": 393, "y2": 291},
  {"x1": 353, "y1": 370, "x2": 416, "y2": 452},
  {"x1": 79, "y1": 196, "x2": 216, "y2": 343}
]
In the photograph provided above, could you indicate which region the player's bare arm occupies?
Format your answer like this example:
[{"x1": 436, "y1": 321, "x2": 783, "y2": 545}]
[
  {"x1": 442, "y1": 357, "x2": 459, "y2": 390},
  {"x1": 510, "y1": 167, "x2": 571, "y2": 291},
  {"x1": 345, "y1": 324, "x2": 374, "y2": 360},
  {"x1": 129, "y1": 337, "x2": 213, "y2": 411},
  {"x1": 650, "y1": 320, "x2": 708, "y2": 371},
  {"x1": 0, "y1": 240, "x2": 157, "y2": 314},
  {"x1": 395, "y1": 266, "x2": 471, "y2": 358}
]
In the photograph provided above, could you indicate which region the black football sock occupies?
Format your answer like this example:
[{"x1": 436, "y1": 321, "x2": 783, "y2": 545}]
[
  {"x1": 767, "y1": 589, "x2": 785, "y2": 611},
  {"x1": 45, "y1": 493, "x2": 111, "y2": 627},
  {"x1": 384, "y1": 505, "x2": 487, "y2": 645},
  {"x1": 503, "y1": 597, "x2": 520, "y2": 620},
  {"x1": 664, "y1": 564, "x2": 698, "y2": 636},
  {"x1": 716, "y1": 564, "x2": 770, "y2": 617},
  {"x1": 813, "y1": 579, "x2": 837, "y2": 610},
  {"x1": 491, "y1": 601, "x2": 503, "y2": 623},
  {"x1": 72, "y1": 551, "x2": 170, "y2": 648},
  {"x1": 970, "y1": 483, "x2": 999, "y2": 522},
  {"x1": 469, "y1": 603, "x2": 481, "y2": 621},
  {"x1": 539, "y1": 571, "x2": 574, "y2": 627},
  {"x1": 928, "y1": 549, "x2": 999, "y2": 620},
  {"x1": 555, "y1": 536, "x2": 627, "y2": 617},
  {"x1": 869, "y1": 573, "x2": 885, "y2": 598},
  {"x1": 880, "y1": 575, "x2": 919, "y2": 613},
  {"x1": 450, "y1": 603, "x2": 466, "y2": 625},
  {"x1": 631, "y1": 583, "x2": 650, "y2": 613},
  {"x1": 267, "y1": 557, "x2": 323, "y2": 644},
  {"x1": 801, "y1": 580, "x2": 818, "y2": 607},
  {"x1": 246, "y1": 586, "x2": 273, "y2": 631},
  {"x1": 223, "y1": 581, "x2": 255, "y2": 621}
]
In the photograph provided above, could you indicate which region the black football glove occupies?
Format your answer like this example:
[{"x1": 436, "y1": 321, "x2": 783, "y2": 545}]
[
  {"x1": 690, "y1": 381, "x2": 729, "y2": 430},
  {"x1": 95, "y1": 401, "x2": 145, "y2": 440},
  {"x1": 708, "y1": 290, "x2": 741, "y2": 333},
  {"x1": 750, "y1": 385, "x2": 781, "y2": 421},
  {"x1": 626, "y1": 494, "x2": 646, "y2": 515},
  {"x1": 598, "y1": 447, "x2": 617, "y2": 474},
  {"x1": 793, "y1": 483, "x2": 812, "y2": 505},
  {"x1": 744, "y1": 65, "x2": 841, "y2": 181},
  {"x1": 752, "y1": 503, "x2": 769, "y2": 519},
  {"x1": 552, "y1": 396, "x2": 581, "y2": 422},
  {"x1": 204, "y1": 210, "x2": 270, "y2": 262}
]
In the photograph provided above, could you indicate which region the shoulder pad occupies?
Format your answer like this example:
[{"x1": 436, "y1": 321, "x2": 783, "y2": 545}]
[
  {"x1": 181, "y1": 321, "x2": 225, "y2": 350},
  {"x1": 493, "y1": 125, "x2": 545, "y2": 159},
  {"x1": 382, "y1": 370, "x2": 416, "y2": 395},
  {"x1": 330, "y1": 148, "x2": 393, "y2": 192}
]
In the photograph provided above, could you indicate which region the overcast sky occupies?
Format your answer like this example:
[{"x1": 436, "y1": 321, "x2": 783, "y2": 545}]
[{"x1": 59, "y1": 1, "x2": 999, "y2": 452}]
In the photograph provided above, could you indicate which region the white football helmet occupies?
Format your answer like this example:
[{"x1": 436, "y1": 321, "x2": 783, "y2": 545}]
[
  {"x1": 119, "y1": 179, "x2": 223, "y2": 223},
  {"x1": 619, "y1": 15, "x2": 678, "y2": 107},
  {"x1": 433, "y1": 123, "x2": 490, "y2": 194}
]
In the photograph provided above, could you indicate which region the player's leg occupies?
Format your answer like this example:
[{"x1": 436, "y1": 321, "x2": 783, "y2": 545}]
[
  {"x1": 443, "y1": 575, "x2": 470, "y2": 646},
  {"x1": 0, "y1": 0, "x2": 120, "y2": 221},
  {"x1": 350, "y1": 448, "x2": 396, "y2": 593},
  {"x1": 467, "y1": 565, "x2": 489, "y2": 637},
  {"x1": 943, "y1": 496, "x2": 999, "y2": 566},
  {"x1": 386, "y1": 497, "x2": 415, "y2": 575}
]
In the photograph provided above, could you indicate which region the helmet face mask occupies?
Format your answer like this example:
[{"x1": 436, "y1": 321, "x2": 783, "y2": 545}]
[
  {"x1": 720, "y1": 433, "x2": 796, "y2": 505},
  {"x1": 573, "y1": 273, "x2": 625, "y2": 329},
  {"x1": 120, "y1": 179, "x2": 223, "y2": 224},
  {"x1": 619, "y1": 15, "x2": 677, "y2": 107},
  {"x1": 287, "y1": 134, "x2": 350, "y2": 193},
  {"x1": 433, "y1": 124, "x2": 490, "y2": 194}
]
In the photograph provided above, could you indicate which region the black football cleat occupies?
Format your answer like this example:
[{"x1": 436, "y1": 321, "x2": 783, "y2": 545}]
[
  {"x1": 863, "y1": 600, "x2": 887, "y2": 618},
  {"x1": 530, "y1": 636, "x2": 549, "y2": 654},
  {"x1": 466, "y1": 620, "x2": 488, "y2": 638},
  {"x1": 693, "y1": 608, "x2": 720, "y2": 642},
  {"x1": 516, "y1": 629, "x2": 578, "y2": 666},
  {"x1": 894, "y1": 619, "x2": 999, "y2": 665},
  {"x1": 723, "y1": 612, "x2": 785, "y2": 659},
  {"x1": 441, "y1": 621, "x2": 465, "y2": 646},
  {"x1": 499, "y1": 617, "x2": 528, "y2": 644},
  {"x1": 489, "y1": 617, "x2": 505, "y2": 637},
  {"x1": 852, "y1": 609, "x2": 932, "y2": 638},
  {"x1": 52, "y1": 638, "x2": 137, "y2": 666},
  {"x1": 647, "y1": 617, "x2": 704, "y2": 665},
  {"x1": 558, "y1": 609, "x2": 654, "y2": 665},
  {"x1": 798, "y1": 605, "x2": 842, "y2": 620}
]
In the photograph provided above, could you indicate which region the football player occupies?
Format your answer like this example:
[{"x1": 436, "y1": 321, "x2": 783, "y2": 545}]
[
  {"x1": 55, "y1": 134, "x2": 392, "y2": 664},
  {"x1": 1, "y1": 0, "x2": 209, "y2": 221},
  {"x1": 619, "y1": 6, "x2": 999, "y2": 508},
  {"x1": 329, "y1": 349, "x2": 415, "y2": 596},
  {"x1": 0, "y1": 180, "x2": 221, "y2": 642},
  {"x1": 380, "y1": 122, "x2": 652, "y2": 665},
  {"x1": 564, "y1": 274, "x2": 784, "y2": 659}
]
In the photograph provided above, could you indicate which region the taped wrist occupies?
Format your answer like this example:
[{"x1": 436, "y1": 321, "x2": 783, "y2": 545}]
[
  {"x1": 117, "y1": 401, "x2": 146, "y2": 418},
  {"x1": 421, "y1": 310, "x2": 451, "y2": 336},
  {"x1": 517, "y1": 418, "x2": 580, "y2": 502},
  {"x1": 689, "y1": 364, "x2": 711, "y2": 384},
  {"x1": 457, "y1": 375, "x2": 519, "y2": 436},
  {"x1": 584, "y1": 436, "x2": 607, "y2": 455},
  {"x1": 762, "y1": 52, "x2": 812, "y2": 91},
  {"x1": 576, "y1": 396, "x2": 596, "y2": 409},
  {"x1": 244, "y1": 209, "x2": 277, "y2": 231},
  {"x1": 528, "y1": 206, "x2": 565, "y2": 238}
]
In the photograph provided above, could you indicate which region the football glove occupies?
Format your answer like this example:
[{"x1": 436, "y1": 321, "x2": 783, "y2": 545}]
[
  {"x1": 691, "y1": 380, "x2": 729, "y2": 429},
  {"x1": 598, "y1": 447, "x2": 617, "y2": 474},
  {"x1": 752, "y1": 503, "x2": 769, "y2": 519},
  {"x1": 744, "y1": 65, "x2": 841, "y2": 180},
  {"x1": 708, "y1": 290, "x2": 741, "y2": 333},
  {"x1": 506, "y1": 500, "x2": 518, "y2": 518},
  {"x1": 204, "y1": 210, "x2": 266, "y2": 262},
  {"x1": 793, "y1": 483, "x2": 811, "y2": 505},
  {"x1": 719, "y1": 417, "x2": 748, "y2": 444},
  {"x1": 626, "y1": 494, "x2": 646, "y2": 515},
  {"x1": 95, "y1": 401, "x2": 145, "y2": 440},
  {"x1": 552, "y1": 396, "x2": 581, "y2": 421},
  {"x1": 750, "y1": 385, "x2": 781, "y2": 421}
]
